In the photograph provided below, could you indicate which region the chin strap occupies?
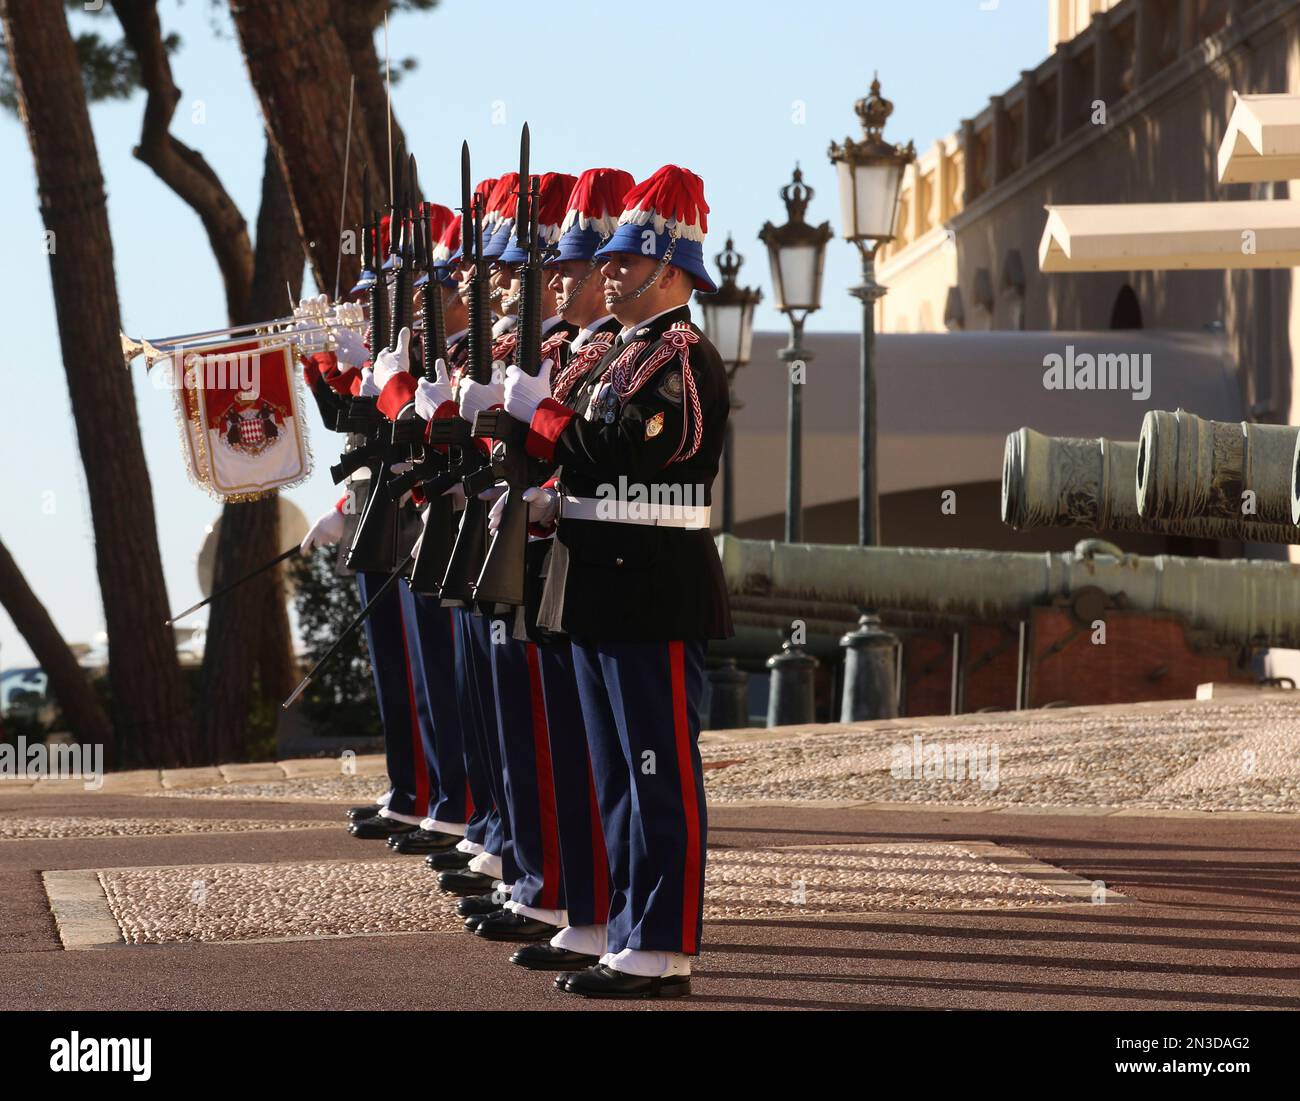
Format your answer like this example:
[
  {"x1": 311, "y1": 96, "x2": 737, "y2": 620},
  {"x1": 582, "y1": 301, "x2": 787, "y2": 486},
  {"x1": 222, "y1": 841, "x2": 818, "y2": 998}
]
[
  {"x1": 605, "y1": 234, "x2": 678, "y2": 307},
  {"x1": 556, "y1": 260, "x2": 599, "y2": 318}
]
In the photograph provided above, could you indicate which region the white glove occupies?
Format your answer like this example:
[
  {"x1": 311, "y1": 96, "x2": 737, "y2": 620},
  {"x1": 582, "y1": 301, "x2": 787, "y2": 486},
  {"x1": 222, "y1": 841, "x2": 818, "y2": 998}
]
[
  {"x1": 478, "y1": 481, "x2": 508, "y2": 503},
  {"x1": 332, "y1": 325, "x2": 369, "y2": 369},
  {"x1": 358, "y1": 367, "x2": 381, "y2": 398},
  {"x1": 523, "y1": 486, "x2": 559, "y2": 527},
  {"x1": 300, "y1": 507, "x2": 345, "y2": 552},
  {"x1": 389, "y1": 461, "x2": 414, "y2": 475},
  {"x1": 371, "y1": 326, "x2": 412, "y2": 390},
  {"x1": 413, "y1": 359, "x2": 454, "y2": 420},
  {"x1": 487, "y1": 485, "x2": 560, "y2": 537},
  {"x1": 459, "y1": 374, "x2": 504, "y2": 424},
  {"x1": 443, "y1": 483, "x2": 466, "y2": 511},
  {"x1": 504, "y1": 358, "x2": 554, "y2": 424},
  {"x1": 487, "y1": 487, "x2": 508, "y2": 537}
]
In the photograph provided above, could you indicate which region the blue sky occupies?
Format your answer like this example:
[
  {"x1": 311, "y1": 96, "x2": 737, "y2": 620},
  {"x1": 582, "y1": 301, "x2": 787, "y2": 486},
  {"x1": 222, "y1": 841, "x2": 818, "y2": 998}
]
[{"x1": 0, "y1": 0, "x2": 1048, "y2": 669}]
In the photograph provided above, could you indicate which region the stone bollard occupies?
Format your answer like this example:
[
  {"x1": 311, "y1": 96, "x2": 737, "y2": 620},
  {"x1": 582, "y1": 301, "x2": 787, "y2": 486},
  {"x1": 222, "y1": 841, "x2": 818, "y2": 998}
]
[
  {"x1": 706, "y1": 658, "x2": 751, "y2": 730},
  {"x1": 766, "y1": 635, "x2": 818, "y2": 727},
  {"x1": 839, "y1": 613, "x2": 899, "y2": 722}
]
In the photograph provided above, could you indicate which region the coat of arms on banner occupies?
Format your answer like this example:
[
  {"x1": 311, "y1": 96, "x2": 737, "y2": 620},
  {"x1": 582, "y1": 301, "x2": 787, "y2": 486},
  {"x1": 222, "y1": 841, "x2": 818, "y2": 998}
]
[{"x1": 169, "y1": 338, "x2": 312, "y2": 501}]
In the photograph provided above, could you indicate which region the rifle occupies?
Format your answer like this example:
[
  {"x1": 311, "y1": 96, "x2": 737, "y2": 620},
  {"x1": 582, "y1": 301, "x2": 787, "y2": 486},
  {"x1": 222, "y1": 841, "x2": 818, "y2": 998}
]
[
  {"x1": 345, "y1": 154, "x2": 415, "y2": 575},
  {"x1": 437, "y1": 145, "x2": 495, "y2": 606},
  {"x1": 402, "y1": 160, "x2": 460, "y2": 595},
  {"x1": 282, "y1": 552, "x2": 415, "y2": 709},
  {"x1": 472, "y1": 124, "x2": 539, "y2": 607}
]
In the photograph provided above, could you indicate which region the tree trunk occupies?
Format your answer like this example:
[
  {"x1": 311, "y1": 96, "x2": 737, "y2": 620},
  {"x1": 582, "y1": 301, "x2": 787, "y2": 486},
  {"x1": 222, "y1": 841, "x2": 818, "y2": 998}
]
[
  {"x1": 197, "y1": 143, "x2": 302, "y2": 762},
  {"x1": 329, "y1": 0, "x2": 413, "y2": 210},
  {"x1": 0, "y1": 536, "x2": 115, "y2": 757},
  {"x1": 1, "y1": 0, "x2": 196, "y2": 767},
  {"x1": 229, "y1": 0, "x2": 380, "y2": 293}
]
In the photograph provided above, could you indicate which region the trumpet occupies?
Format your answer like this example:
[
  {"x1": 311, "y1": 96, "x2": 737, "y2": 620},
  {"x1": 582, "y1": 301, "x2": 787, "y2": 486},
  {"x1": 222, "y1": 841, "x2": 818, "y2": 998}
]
[{"x1": 120, "y1": 299, "x2": 375, "y2": 370}]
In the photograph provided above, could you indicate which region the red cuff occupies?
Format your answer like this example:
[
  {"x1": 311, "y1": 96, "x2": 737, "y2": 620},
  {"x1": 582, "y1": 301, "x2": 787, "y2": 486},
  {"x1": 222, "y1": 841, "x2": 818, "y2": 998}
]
[
  {"x1": 526, "y1": 399, "x2": 576, "y2": 462},
  {"x1": 334, "y1": 494, "x2": 348, "y2": 513},
  {"x1": 411, "y1": 484, "x2": 428, "y2": 508},
  {"x1": 301, "y1": 350, "x2": 337, "y2": 387},
  {"x1": 423, "y1": 401, "x2": 461, "y2": 453},
  {"x1": 377, "y1": 371, "x2": 417, "y2": 420},
  {"x1": 348, "y1": 372, "x2": 364, "y2": 397},
  {"x1": 541, "y1": 474, "x2": 560, "y2": 490}
]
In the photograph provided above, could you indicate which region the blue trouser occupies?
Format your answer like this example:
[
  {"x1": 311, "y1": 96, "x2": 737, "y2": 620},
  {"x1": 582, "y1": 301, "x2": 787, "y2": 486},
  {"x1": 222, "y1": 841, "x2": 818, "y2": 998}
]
[
  {"x1": 538, "y1": 640, "x2": 608, "y2": 927},
  {"x1": 356, "y1": 571, "x2": 429, "y2": 818},
  {"x1": 397, "y1": 583, "x2": 468, "y2": 825},
  {"x1": 463, "y1": 611, "x2": 515, "y2": 880},
  {"x1": 450, "y1": 607, "x2": 494, "y2": 847},
  {"x1": 489, "y1": 622, "x2": 562, "y2": 910},
  {"x1": 571, "y1": 639, "x2": 707, "y2": 955}
]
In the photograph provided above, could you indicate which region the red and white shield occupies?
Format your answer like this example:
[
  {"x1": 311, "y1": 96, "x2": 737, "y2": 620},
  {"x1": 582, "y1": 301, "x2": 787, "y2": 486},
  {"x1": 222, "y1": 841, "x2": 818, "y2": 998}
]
[{"x1": 237, "y1": 414, "x2": 266, "y2": 449}]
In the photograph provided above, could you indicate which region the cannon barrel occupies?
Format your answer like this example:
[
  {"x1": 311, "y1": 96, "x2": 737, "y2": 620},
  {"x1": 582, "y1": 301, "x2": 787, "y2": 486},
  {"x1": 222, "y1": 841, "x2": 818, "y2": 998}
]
[
  {"x1": 1137, "y1": 409, "x2": 1298, "y2": 529},
  {"x1": 1003, "y1": 427, "x2": 1299, "y2": 544},
  {"x1": 716, "y1": 534, "x2": 1300, "y2": 649}
]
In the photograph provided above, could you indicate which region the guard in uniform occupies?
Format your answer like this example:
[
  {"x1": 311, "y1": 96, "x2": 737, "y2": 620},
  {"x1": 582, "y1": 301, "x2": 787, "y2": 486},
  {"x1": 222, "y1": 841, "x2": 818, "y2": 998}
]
[
  {"x1": 504, "y1": 167, "x2": 635, "y2": 972},
  {"x1": 463, "y1": 171, "x2": 589, "y2": 946},
  {"x1": 370, "y1": 204, "x2": 478, "y2": 858},
  {"x1": 504, "y1": 165, "x2": 732, "y2": 998},
  {"x1": 294, "y1": 272, "x2": 438, "y2": 840}
]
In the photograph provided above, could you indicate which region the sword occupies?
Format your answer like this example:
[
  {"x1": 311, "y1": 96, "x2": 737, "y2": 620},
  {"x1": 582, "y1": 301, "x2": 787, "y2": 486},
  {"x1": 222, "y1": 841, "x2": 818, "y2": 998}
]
[
  {"x1": 282, "y1": 552, "x2": 414, "y2": 709},
  {"x1": 165, "y1": 545, "x2": 301, "y2": 626}
]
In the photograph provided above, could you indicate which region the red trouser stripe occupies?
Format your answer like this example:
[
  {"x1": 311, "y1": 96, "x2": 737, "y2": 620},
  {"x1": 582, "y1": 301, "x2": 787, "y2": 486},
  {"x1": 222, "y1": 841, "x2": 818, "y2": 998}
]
[
  {"x1": 587, "y1": 756, "x2": 610, "y2": 924},
  {"x1": 669, "y1": 641, "x2": 701, "y2": 953},
  {"x1": 526, "y1": 643, "x2": 562, "y2": 909},
  {"x1": 396, "y1": 599, "x2": 429, "y2": 816}
]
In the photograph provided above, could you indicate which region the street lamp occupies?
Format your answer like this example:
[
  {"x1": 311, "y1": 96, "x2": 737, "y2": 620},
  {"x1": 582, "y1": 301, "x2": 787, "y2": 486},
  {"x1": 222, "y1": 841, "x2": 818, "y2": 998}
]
[
  {"x1": 828, "y1": 73, "x2": 915, "y2": 547},
  {"x1": 758, "y1": 166, "x2": 832, "y2": 544},
  {"x1": 697, "y1": 235, "x2": 761, "y2": 535}
]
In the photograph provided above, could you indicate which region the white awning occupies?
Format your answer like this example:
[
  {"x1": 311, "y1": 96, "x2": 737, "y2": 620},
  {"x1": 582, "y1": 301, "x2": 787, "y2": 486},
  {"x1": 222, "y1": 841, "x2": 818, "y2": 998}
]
[
  {"x1": 1218, "y1": 93, "x2": 1300, "y2": 184},
  {"x1": 1038, "y1": 199, "x2": 1300, "y2": 272}
]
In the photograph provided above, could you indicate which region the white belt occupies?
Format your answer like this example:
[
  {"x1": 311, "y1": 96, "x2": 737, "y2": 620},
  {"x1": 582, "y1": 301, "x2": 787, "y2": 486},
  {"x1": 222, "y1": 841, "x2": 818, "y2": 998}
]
[{"x1": 560, "y1": 495, "x2": 711, "y2": 530}]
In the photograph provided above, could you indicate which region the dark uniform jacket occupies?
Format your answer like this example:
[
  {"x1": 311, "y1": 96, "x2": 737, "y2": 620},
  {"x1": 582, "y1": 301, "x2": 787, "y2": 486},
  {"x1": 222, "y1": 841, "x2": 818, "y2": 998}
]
[
  {"x1": 525, "y1": 304, "x2": 733, "y2": 643},
  {"x1": 515, "y1": 319, "x2": 579, "y2": 640}
]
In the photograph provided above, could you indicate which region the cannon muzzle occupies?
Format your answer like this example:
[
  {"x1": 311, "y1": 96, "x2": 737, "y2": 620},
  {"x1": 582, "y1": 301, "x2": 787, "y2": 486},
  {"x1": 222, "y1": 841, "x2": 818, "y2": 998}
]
[
  {"x1": 1003, "y1": 426, "x2": 1299, "y2": 544},
  {"x1": 1137, "y1": 409, "x2": 1298, "y2": 530}
]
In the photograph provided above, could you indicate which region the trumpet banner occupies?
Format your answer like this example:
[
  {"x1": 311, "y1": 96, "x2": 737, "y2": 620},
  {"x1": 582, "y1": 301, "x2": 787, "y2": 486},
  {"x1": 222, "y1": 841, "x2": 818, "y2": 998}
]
[{"x1": 172, "y1": 339, "x2": 312, "y2": 501}]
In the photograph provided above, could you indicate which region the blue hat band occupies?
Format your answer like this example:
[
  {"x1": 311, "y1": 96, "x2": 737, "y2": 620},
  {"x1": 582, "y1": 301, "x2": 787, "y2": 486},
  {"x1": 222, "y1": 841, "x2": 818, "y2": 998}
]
[
  {"x1": 592, "y1": 224, "x2": 717, "y2": 293},
  {"x1": 545, "y1": 225, "x2": 604, "y2": 265},
  {"x1": 481, "y1": 222, "x2": 515, "y2": 261}
]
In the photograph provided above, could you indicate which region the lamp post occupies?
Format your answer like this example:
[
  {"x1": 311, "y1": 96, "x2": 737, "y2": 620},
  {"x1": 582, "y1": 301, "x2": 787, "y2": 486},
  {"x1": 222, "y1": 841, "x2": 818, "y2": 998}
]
[
  {"x1": 759, "y1": 166, "x2": 832, "y2": 544},
  {"x1": 828, "y1": 74, "x2": 915, "y2": 547},
  {"x1": 829, "y1": 75, "x2": 913, "y2": 722},
  {"x1": 696, "y1": 235, "x2": 761, "y2": 535}
]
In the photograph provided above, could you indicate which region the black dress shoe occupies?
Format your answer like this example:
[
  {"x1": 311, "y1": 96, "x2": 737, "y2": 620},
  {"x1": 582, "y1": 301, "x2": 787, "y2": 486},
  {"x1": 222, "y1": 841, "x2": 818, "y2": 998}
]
[
  {"x1": 388, "y1": 828, "x2": 462, "y2": 854},
  {"x1": 437, "y1": 869, "x2": 499, "y2": 896},
  {"x1": 347, "y1": 803, "x2": 382, "y2": 821},
  {"x1": 349, "y1": 815, "x2": 419, "y2": 840},
  {"x1": 474, "y1": 910, "x2": 557, "y2": 942},
  {"x1": 457, "y1": 892, "x2": 507, "y2": 918},
  {"x1": 425, "y1": 849, "x2": 473, "y2": 871},
  {"x1": 560, "y1": 964, "x2": 691, "y2": 999},
  {"x1": 463, "y1": 909, "x2": 504, "y2": 932},
  {"x1": 511, "y1": 944, "x2": 601, "y2": 971}
]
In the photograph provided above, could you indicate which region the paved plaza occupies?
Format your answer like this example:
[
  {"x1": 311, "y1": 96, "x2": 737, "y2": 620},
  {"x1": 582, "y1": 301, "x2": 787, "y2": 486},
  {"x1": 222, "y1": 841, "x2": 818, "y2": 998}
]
[{"x1": 3, "y1": 693, "x2": 1298, "y2": 1011}]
